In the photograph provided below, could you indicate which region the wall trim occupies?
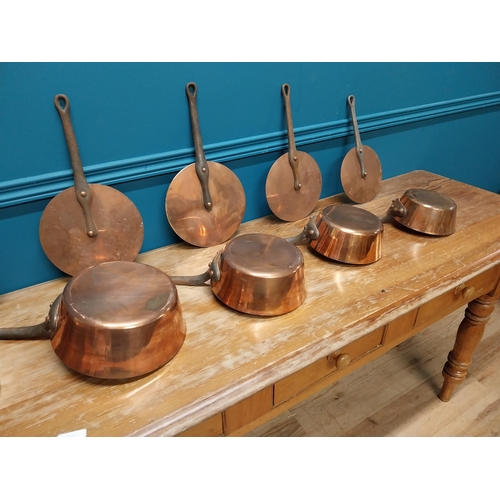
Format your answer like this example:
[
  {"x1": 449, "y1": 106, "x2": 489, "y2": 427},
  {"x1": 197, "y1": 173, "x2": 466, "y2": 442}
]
[{"x1": 2, "y1": 91, "x2": 500, "y2": 208}]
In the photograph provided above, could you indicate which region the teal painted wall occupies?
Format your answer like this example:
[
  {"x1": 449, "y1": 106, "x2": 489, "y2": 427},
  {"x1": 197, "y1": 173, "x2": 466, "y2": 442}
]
[{"x1": 1, "y1": 62, "x2": 500, "y2": 295}]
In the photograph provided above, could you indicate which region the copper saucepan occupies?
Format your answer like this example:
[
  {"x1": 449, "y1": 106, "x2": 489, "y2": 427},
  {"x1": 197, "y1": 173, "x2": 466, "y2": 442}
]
[
  {"x1": 382, "y1": 188, "x2": 457, "y2": 236},
  {"x1": 286, "y1": 187, "x2": 457, "y2": 266},
  {"x1": 0, "y1": 261, "x2": 186, "y2": 379},
  {"x1": 171, "y1": 231, "x2": 314, "y2": 316},
  {"x1": 288, "y1": 205, "x2": 384, "y2": 265}
]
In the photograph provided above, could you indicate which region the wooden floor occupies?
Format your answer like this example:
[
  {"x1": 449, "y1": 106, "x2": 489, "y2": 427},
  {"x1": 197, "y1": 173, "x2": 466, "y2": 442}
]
[{"x1": 246, "y1": 301, "x2": 500, "y2": 437}]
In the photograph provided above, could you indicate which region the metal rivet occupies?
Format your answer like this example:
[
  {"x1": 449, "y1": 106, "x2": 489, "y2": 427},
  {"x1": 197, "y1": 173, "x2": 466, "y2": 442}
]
[{"x1": 80, "y1": 191, "x2": 86, "y2": 197}]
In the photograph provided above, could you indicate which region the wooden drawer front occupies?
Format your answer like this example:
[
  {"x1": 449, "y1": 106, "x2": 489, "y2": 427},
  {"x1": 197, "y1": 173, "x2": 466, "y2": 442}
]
[
  {"x1": 176, "y1": 413, "x2": 223, "y2": 437},
  {"x1": 415, "y1": 267, "x2": 500, "y2": 329},
  {"x1": 223, "y1": 386, "x2": 273, "y2": 436},
  {"x1": 383, "y1": 309, "x2": 419, "y2": 346},
  {"x1": 273, "y1": 326, "x2": 385, "y2": 407}
]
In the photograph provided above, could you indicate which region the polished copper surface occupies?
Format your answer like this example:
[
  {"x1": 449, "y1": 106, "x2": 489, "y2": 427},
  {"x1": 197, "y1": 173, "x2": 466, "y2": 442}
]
[
  {"x1": 265, "y1": 84, "x2": 322, "y2": 221},
  {"x1": 309, "y1": 204, "x2": 383, "y2": 264},
  {"x1": 40, "y1": 184, "x2": 144, "y2": 276},
  {"x1": 340, "y1": 146, "x2": 382, "y2": 204},
  {"x1": 166, "y1": 82, "x2": 246, "y2": 247},
  {"x1": 392, "y1": 188, "x2": 457, "y2": 236},
  {"x1": 41, "y1": 94, "x2": 144, "y2": 276},
  {"x1": 50, "y1": 261, "x2": 186, "y2": 379},
  {"x1": 210, "y1": 233, "x2": 306, "y2": 316},
  {"x1": 166, "y1": 162, "x2": 246, "y2": 247},
  {"x1": 340, "y1": 95, "x2": 382, "y2": 204},
  {"x1": 266, "y1": 151, "x2": 322, "y2": 221}
]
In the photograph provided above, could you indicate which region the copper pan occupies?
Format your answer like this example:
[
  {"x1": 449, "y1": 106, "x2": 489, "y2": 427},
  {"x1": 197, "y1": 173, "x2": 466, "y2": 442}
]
[
  {"x1": 0, "y1": 262, "x2": 186, "y2": 380},
  {"x1": 288, "y1": 206, "x2": 384, "y2": 265},
  {"x1": 165, "y1": 82, "x2": 246, "y2": 247},
  {"x1": 265, "y1": 84, "x2": 322, "y2": 221},
  {"x1": 171, "y1": 232, "x2": 310, "y2": 316},
  {"x1": 340, "y1": 95, "x2": 382, "y2": 204},
  {"x1": 382, "y1": 188, "x2": 457, "y2": 236},
  {"x1": 39, "y1": 95, "x2": 144, "y2": 276}
]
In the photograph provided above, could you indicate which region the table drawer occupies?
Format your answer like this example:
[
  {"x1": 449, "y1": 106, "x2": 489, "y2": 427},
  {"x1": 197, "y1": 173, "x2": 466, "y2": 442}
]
[
  {"x1": 274, "y1": 326, "x2": 385, "y2": 406},
  {"x1": 176, "y1": 413, "x2": 223, "y2": 437},
  {"x1": 383, "y1": 309, "x2": 419, "y2": 346},
  {"x1": 414, "y1": 266, "x2": 500, "y2": 329},
  {"x1": 223, "y1": 386, "x2": 274, "y2": 436}
]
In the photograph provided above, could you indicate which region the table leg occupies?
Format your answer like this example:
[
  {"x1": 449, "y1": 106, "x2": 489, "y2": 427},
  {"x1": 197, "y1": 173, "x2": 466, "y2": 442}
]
[{"x1": 439, "y1": 292, "x2": 498, "y2": 402}]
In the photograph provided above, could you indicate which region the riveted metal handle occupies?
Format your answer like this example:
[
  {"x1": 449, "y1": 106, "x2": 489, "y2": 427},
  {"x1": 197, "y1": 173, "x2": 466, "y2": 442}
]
[
  {"x1": 285, "y1": 217, "x2": 320, "y2": 245},
  {"x1": 0, "y1": 295, "x2": 61, "y2": 340},
  {"x1": 282, "y1": 83, "x2": 301, "y2": 191},
  {"x1": 380, "y1": 198, "x2": 407, "y2": 223},
  {"x1": 170, "y1": 251, "x2": 222, "y2": 286},
  {"x1": 54, "y1": 94, "x2": 98, "y2": 238},
  {"x1": 186, "y1": 82, "x2": 213, "y2": 211},
  {"x1": 347, "y1": 95, "x2": 367, "y2": 179}
]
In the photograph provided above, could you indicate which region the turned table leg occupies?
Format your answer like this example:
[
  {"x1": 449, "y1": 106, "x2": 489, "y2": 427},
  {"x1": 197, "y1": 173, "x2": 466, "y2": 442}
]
[{"x1": 439, "y1": 291, "x2": 499, "y2": 402}]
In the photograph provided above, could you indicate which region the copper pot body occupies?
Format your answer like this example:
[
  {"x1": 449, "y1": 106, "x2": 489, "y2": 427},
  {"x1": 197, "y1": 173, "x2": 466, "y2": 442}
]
[
  {"x1": 210, "y1": 233, "x2": 307, "y2": 316},
  {"x1": 391, "y1": 188, "x2": 457, "y2": 236},
  {"x1": 50, "y1": 261, "x2": 186, "y2": 379},
  {"x1": 309, "y1": 205, "x2": 384, "y2": 264}
]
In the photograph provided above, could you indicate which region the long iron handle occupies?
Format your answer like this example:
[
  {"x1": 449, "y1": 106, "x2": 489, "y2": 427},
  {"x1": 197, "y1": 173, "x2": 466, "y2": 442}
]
[
  {"x1": 282, "y1": 84, "x2": 301, "y2": 191},
  {"x1": 0, "y1": 295, "x2": 61, "y2": 340},
  {"x1": 347, "y1": 95, "x2": 367, "y2": 179},
  {"x1": 285, "y1": 217, "x2": 319, "y2": 245},
  {"x1": 54, "y1": 94, "x2": 98, "y2": 237},
  {"x1": 186, "y1": 82, "x2": 213, "y2": 211},
  {"x1": 170, "y1": 251, "x2": 222, "y2": 286}
]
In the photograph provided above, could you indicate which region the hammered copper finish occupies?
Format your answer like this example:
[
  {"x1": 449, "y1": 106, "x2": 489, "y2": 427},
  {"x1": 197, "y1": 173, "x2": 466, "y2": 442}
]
[
  {"x1": 210, "y1": 233, "x2": 307, "y2": 316},
  {"x1": 392, "y1": 188, "x2": 457, "y2": 236},
  {"x1": 166, "y1": 162, "x2": 246, "y2": 247},
  {"x1": 50, "y1": 261, "x2": 186, "y2": 379},
  {"x1": 340, "y1": 95, "x2": 382, "y2": 204},
  {"x1": 265, "y1": 84, "x2": 322, "y2": 221},
  {"x1": 40, "y1": 94, "x2": 144, "y2": 276},
  {"x1": 309, "y1": 204, "x2": 384, "y2": 264}
]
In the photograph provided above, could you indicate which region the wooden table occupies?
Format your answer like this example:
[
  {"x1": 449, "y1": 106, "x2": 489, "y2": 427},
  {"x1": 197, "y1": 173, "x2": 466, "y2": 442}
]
[{"x1": 2, "y1": 170, "x2": 500, "y2": 437}]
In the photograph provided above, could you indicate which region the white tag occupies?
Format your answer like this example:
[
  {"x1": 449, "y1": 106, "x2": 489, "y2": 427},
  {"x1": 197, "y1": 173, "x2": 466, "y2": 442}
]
[{"x1": 57, "y1": 428, "x2": 87, "y2": 437}]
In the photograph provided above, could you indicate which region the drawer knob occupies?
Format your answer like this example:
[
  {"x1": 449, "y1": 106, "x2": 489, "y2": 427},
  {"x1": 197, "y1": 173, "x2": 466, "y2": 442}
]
[
  {"x1": 455, "y1": 283, "x2": 475, "y2": 300},
  {"x1": 327, "y1": 352, "x2": 351, "y2": 369}
]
